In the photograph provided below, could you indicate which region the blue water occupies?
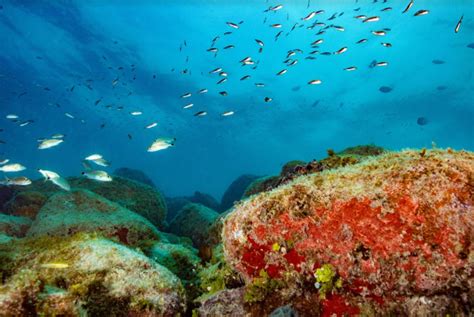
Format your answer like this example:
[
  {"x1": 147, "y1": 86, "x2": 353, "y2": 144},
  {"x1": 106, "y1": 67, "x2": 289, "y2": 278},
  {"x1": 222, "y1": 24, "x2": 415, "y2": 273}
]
[{"x1": 0, "y1": 0, "x2": 473, "y2": 199}]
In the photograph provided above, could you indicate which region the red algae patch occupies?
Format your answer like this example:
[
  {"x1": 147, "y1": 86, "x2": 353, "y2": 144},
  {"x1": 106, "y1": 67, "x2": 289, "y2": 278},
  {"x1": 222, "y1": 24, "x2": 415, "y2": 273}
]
[{"x1": 223, "y1": 149, "x2": 474, "y2": 315}]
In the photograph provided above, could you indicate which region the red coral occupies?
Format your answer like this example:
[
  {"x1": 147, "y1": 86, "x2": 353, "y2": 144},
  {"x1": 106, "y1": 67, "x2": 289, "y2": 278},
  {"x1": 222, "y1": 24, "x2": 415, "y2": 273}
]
[
  {"x1": 283, "y1": 249, "x2": 305, "y2": 271},
  {"x1": 241, "y1": 236, "x2": 269, "y2": 277}
]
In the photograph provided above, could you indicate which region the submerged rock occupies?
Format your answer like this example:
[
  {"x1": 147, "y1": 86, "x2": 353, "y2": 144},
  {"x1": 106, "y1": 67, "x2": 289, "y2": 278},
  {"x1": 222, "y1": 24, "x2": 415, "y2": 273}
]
[
  {"x1": 27, "y1": 189, "x2": 161, "y2": 247},
  {"x1": 223, "y1": 149, "x2": 474, "y2": 315},
  {"x1": 113, "y1": 167, "x2": 156, "y2": 187},
  {"x1": 0, "y1": 234, "x2": 186, "y2": 316},
  {"x1": 166, "y1": 191, "x2": 220, "y2": 220},
  {"x1": 168, "y1": 203, "x2": 219, "y2": 248},
  {"x1": 3, "y1": 190, "x2": 49, "y2": 219},
  {"x1": 0, "y1": 214, "x2": 31, "y2": 238},
  {"x1": 69, "y1": 176, "x2": 167, "y2": 229},
  {"x1": 220, "y1": 174, "x2": 260, "y2": 211}
]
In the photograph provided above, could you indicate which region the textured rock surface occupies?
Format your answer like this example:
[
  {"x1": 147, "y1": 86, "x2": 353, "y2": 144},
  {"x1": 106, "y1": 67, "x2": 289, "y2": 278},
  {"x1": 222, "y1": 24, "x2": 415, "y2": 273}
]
[
  {"x1": 0, "y1": 234, "x2": 186, "y2": 316},
  {"x1": 113, "y1": 167, "x2": 156, "y2": 187},
  {"x1": 0, "y1": 214, "x2": 31, "y2": 238},
  {"x1": 221, "y1": 174, "x2": 260, "y2": 211},
  {"x1": 69, "y1": 176, "x2": 167, "y2": 229},
  {"x1": 197, "y1": 288, "x2": 247, "y2": 317},
  {"x1": 27, "y1": 189, "x2": 161, "y2": 246},
  {"x1": 168, "y1": 203, "x2": 219, "y2": 248},
  {"x1": 223, "y1": 149, "x2": 474, "y2": 315},
  {"x1": 3, "y1": 190, "x2": 49, "y2": 219}
]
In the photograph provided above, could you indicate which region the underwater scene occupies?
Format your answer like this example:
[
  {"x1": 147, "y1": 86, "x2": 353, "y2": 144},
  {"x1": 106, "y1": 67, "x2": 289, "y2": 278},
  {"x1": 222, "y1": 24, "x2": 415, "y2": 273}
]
[{"x1": 0, "y1": 0, "x2": 473, "y2": 316}]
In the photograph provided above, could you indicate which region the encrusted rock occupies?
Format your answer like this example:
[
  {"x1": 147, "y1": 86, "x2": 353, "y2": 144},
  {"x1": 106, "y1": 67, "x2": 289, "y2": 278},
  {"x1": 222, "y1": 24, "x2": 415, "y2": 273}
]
[
  {"x1": 223, "y1": 149, "x2": 474, "y2": 315},
  {"x1": 27, "y1": 189, "x2": 161, "y2": 247}
]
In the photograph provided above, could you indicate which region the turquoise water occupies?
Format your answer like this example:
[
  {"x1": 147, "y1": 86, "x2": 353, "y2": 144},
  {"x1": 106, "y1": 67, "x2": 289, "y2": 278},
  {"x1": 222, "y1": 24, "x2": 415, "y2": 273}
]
[{"x1": 0, "y1": 0, "x2": 473, "y2": 199}]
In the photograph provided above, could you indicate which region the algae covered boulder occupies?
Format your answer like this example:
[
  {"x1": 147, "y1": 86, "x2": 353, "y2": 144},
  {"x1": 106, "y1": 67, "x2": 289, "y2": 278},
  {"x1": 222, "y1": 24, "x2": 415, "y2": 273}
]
[
  {"x1": 27, "y1": 189, "x2": 161, "y2": 246},
  {"x1": 3, "y1": 190, "x2": 49, "y2": 219},
  {"x1": 168, "y1": 203, "x2": 219, "y2": 248},
  {"x1": 220, "y1": 174, "x2": 260, "y2": 211},
  {"x1": 0, "y1": 234, "x2": 186, "y2": 316},
  {"x1": 113, "y1": 167, "x2": 156, "y2": 187},
  {"x1": 0, "y1": 214, "x2": 31, "y2": 238},
  {"x1": 69, "y1": 176, "x2": 167, "y2": 229},
  {"x1": 223, "y1": 149, "x2": 474, "y2": 315}
]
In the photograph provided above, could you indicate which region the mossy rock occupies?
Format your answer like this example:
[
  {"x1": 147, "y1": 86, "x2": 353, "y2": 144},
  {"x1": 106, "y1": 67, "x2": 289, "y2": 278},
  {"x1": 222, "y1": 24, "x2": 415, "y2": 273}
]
[
  {"x1": 0, "y1": 214, "x2": 31, "y2": 237},
  {"x1": 243, "y1": 176, "x2": 280, "y2": 198},
  {"x1": 27, "y1": 189, "x2": 161, "y2": 247},
  {"x1": 69, "y1": 176, "x2": 167, "y2": 229},
  {"x1": 220, "y1": 175, "x2": 260, "y2": 212},
  {"x1": 0, "y1": 233, "x2": 186, "y2": 316},
  {"x1": 168, "y1": 203, "x2": 219, "y2": 248}
]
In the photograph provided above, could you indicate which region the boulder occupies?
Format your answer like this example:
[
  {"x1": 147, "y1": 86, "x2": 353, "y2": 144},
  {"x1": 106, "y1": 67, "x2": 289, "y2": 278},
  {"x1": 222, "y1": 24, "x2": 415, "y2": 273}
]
[
  {"x1": 220, "y1": 174, "x2": 260, "y2": 211},
  {"x1": 27, "y1": 189, "x2": 161, "y2": 247},
  {"x1": 68, "y1": 176, "x2": 167, "y2": 229},
  {"x1": 113, "y1": 167, "x2": 156, "y2": 188},
  {"x1": 223, "y1": 149, "x2": 474, "y2": 315},
  {"x1": 0, "y1": 214, "x2": 31, "y2": 238},
  {"x1": 168, "y1": 203, "x2": 219, "y2": 248},
  {"x1": 0, "y1": 234, "x2": 186, "y2": 316}
]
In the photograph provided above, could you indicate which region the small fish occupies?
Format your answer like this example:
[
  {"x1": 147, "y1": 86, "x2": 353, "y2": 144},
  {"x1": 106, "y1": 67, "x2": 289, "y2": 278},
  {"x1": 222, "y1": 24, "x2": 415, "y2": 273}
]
[
  {"x1": 146, "y1": 122, "x2": 158, "y2": 129},
  {"x1": 130, "y1": 111, "x2": 143, "y2": 116},
  {"x1": 270, "y1": 24, "x2": 282, "y2": 28},
  {"x1": 90, "y1": 158, "x2": 110, "y2": 167},
  {"x1": 38, "y1": 139, "x2": 63, "y2": 150},
  {"x1": 217, "y1": 78, "x2": 227, "y2": 84},
  {"x1": 209, "y1": 67, "x2": 222, "y2": 74},
  {"x1": 414, "y1": 10, "x2": 429, "y2": 16},
  {"x1": 417, "y1": 117, "x2": 428, "y2": 126},
  {"x1": 455, "y1": 15, "x2": 463, "y2": 33},
  {"x1": 6, "y1": 114, "x2": 19, "y2": 120},
  {"x1": 221, "y1": 111, "x2": 234, "y2": 117},
  {"x1": 85, "y1": 154, "x2": 103, "y2": 161},
  {"x1": 65, "y1": 113, "x2": 75, "y2": 119},
  {"x1": 0, "y1": 159, "x2": 10, "y2": 165},
  {"x1": 19, "y1": 121, "x2": 31, "y2": 127},
  {"x1": 199, "y1": 88, "x2": 208, "y2": 94},
  {"x1": 375, "y1": 61, "x2": 389, "y2": 67},
  {"x1": 432, "y1": 59, "x2": 445, "y2": 65},
  {"x1": 0, "y1": 163, "x2": 26, "y2": 172},
  {"x1": 276, "y1": 69, "x2": 287, "y2": 76},
  {"x1": 308, "y1": 79, "x2": 322, "y2": 85},
  {"x1": 355, "y1": 15, "x2": 367, "y2": 19},
  {"x1": 363, "y1": 16, "x2": 380, "y2": 23},
  {"x1": 402, "y1": 0, "x2": 414, "y2": 13},
  {"x1": 240, "y1": 75, "x2": 251, "y2": 81},
  {"x1": 82, "y1": 170, "x2": 113, "y2": 182},
  {"x1": 240, "y1": 56, "x2": 252, "y2": 63},
  {"x1": 183, "y1": 103, "x2": 194, "y2": 109},
  {"x1": 372, "y1": 30, "x2": 386, "y2": 36},
  {"x1": 207, "y1": 47, "x2": 218, "y2": 53},
  {"x1": 94, "y1": 99, "x2": 102, "y2": 106},
  {"x1": 381, "y1": 42, "x2": 392, "y2": 47},
  {"x1": 148, "y1": 137, "x2": 175, "y2": 152},
  {"x1": 194, "y1": 111, "x2": 207, "y2": 117},
  {"x1": 41, "y1": 263, "x2": 69, "y2": 269},
  {"x1": 0, "y1": 176, "x2": 32, "y2": 186},
  {"x1": 288, "y1": 60, "x2": 298, "y2": 66},
  {"x1": 255, "y1": 39, "x2": 264, "y2": 47},
  {"x1": 181, "y1": 92, "x2": 192, "y2": 98},
  {"x1": 264, "y1": 97, "x2": 272, "y2": 102},
  {"x1": 51, "y1": 134, "x2": 65, "y2": 139},
  {"x1": 219, "y1": 91, "x2": 228, "y2": 96},
  {"x1": 333, "y1": 25, "x2": 345, "y2": 32},
  {"x1": 311, "y1": 39, "x2": 324, "y2": 46},
  {"x1": 226, "y1": 22, "x2": 239, "y2": 29},
  {"x1": 344, "y1": 66, "x2": 357, "y2": 71},
  {"x1": 269, "y1": 4, "x2": 283, "y2": 11},
  {"x1": 356, "y1": 38, "x2": 368, "y2": 44},
  {"x1": 301, "y1": 11, "x2": 316, "y2": 21},
  {"x1": 379, "y1": 86, "x2": 393, "y2": 93},
  {"x1": 381, "y1": 7, "x2": 392, "y2": 12},
  {"x1": 223, "y1": 45, "x2": 235, "y2": 49},
  {"x1": 255, "y1": 83, "x2": 265, "y2": 87},
  {"x1": 334, "y1": 47, "x2": 348, "y2": 55}
]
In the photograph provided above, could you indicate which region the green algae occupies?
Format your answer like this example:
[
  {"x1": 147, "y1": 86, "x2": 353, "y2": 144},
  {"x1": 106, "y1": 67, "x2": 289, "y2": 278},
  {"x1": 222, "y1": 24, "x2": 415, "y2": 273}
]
[
  {"x1": 243, "y1": 269, "x2": 284, "y2": 303},
  {"x1": 313, "y1": 264, "x2": 342, "y2": 299}
]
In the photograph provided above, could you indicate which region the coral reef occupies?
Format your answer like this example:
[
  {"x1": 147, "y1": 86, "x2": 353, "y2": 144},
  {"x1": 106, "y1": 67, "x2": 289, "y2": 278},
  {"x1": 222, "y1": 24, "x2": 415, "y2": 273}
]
[
  {"x1": 113, "y1": 167, "x2": 156, "y2": 187},
  {"x1": 0, "y1": 234, "x2": 186, "y2": 316},
  {"x1": 27, "y1": 189, "x2": 161, "y2": 247},
  {"x1": 223, "y1": 149, "x2": 474, "y2": 315},
  {"x1": 168, "y1": 203, "x2": 219, "y2": 248},
  {"x1": 220, "y1": 174, "x2": 260, "y2": 211}
]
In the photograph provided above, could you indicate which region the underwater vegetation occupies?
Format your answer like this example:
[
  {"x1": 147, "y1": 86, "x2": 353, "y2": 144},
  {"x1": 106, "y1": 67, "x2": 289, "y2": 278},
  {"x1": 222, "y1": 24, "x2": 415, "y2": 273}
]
[{"x1": 1, "y1": 145, "x2": 472, "y2": 316}]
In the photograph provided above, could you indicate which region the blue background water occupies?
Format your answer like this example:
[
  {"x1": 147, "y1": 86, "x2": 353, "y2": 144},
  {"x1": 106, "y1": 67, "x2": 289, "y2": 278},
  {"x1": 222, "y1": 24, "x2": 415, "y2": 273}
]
[{"x1": 0, "y1": 0, "x2": 473, "y2": 200}]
